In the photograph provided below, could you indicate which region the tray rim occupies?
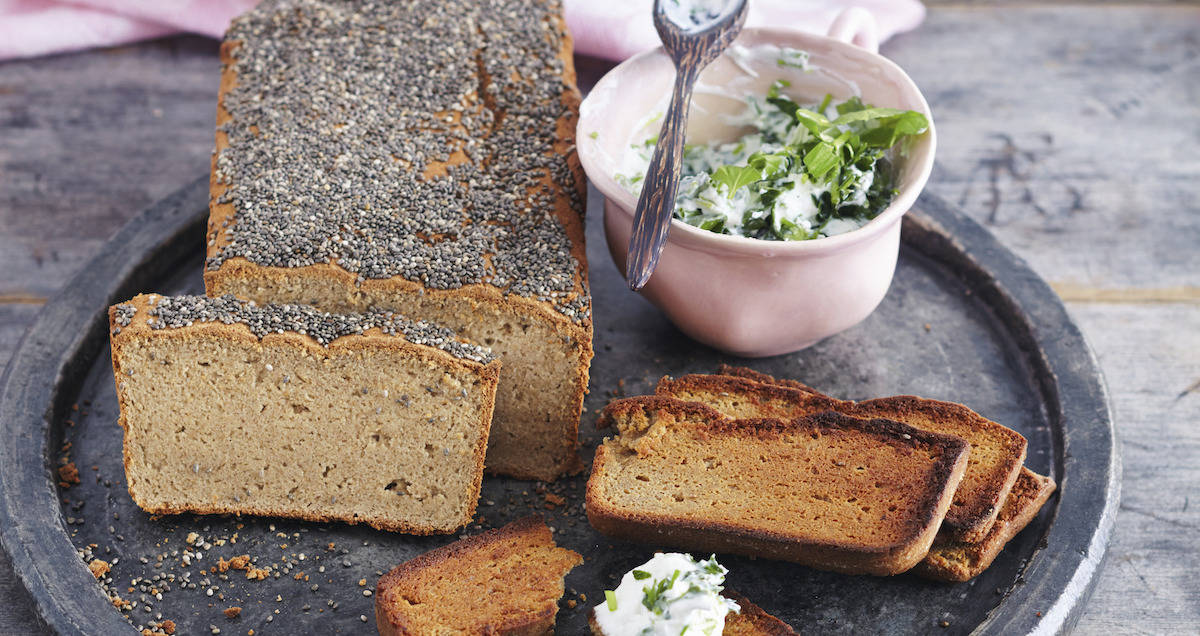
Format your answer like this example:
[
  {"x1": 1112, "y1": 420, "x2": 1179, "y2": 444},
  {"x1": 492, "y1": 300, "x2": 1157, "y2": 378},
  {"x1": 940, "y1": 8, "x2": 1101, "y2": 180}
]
[{"x1": 0, "y1": 176, "x2": 1118, "y2": 635}]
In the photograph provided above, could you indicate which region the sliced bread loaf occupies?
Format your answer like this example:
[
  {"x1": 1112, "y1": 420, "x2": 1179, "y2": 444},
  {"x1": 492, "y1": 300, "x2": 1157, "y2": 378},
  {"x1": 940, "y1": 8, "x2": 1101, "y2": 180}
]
[
  {"x1": 586, "y1": 397, "x2": 970, "y2": 575},
  {"x1": 657, "y1": 373, "x2": 1027, "y2": 541},
  {"x1": 109, "y1": 294, "x2": 499, "y2": 534},
  {"x1": 915, "y1": 468, "x2": 1056, "y2": 582},
  {"x1": 375, "y1": 516, "x2": 582, "y2": 635},
  {"x1": 206, "y1": 0, "x2": 591, "y2": 482}
]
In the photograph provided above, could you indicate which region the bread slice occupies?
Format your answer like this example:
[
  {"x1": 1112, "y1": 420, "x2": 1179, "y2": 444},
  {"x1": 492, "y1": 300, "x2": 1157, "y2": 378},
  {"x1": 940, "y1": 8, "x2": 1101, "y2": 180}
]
[
  {"x1": 722, "y1": 591, "x2": 799, "y2": 636},
  {"x1": 588, "y1": 589, "x2": 796, "y2": 635},
  {"x1": 206, "y1": 0, "x2": 591, "y2": 481},
  {"x1": 109, "y1": 294, "x2": 499, "y2": 534},
  {"x1": 657, "y1": 373, "x2": 1027, "y2": 541},
  {"x1": 586, "y1": 397, "x2": 969, "y2": 575},
  {"x1": 375, "y1": 516, "x2": 582, "y2": 635},
  {"x1": 915, "y1": 468, "x2": 1056, "y2": 582}
]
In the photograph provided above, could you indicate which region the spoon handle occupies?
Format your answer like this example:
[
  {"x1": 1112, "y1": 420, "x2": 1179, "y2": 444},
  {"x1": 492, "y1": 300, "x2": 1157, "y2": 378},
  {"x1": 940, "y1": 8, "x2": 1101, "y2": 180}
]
[{"x1": 625, "y1": 66, "x2": 700, "y2": 292}]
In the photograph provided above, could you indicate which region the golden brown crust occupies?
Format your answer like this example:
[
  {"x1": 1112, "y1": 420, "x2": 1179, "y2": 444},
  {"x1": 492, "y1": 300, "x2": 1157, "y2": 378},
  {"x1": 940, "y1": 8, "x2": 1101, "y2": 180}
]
[
  {"x1": 915, "y1": 468, "x2": 1056, "y2": 582},
  {"x1": 206, "y1": 5, "x2": 592, "y2": 483},
  {"x1": 657, "y1": 373, "x2": 1027, "y2": 542},
  {"x1": 586, "y1": 396, "x2": 970, "y2": 576},
  {"x1": 109, "y1": 294, "x2": 500, "y2": 534},
  {"x1": 376, "y1": 516, "x2": 582, "y2": 635}
]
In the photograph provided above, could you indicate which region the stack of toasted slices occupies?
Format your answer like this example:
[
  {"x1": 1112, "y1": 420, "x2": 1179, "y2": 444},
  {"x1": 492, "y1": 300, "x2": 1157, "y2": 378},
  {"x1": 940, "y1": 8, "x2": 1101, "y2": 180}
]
[{"x1": 587, "y1": 367, "x2": 1055, "y2": 581}]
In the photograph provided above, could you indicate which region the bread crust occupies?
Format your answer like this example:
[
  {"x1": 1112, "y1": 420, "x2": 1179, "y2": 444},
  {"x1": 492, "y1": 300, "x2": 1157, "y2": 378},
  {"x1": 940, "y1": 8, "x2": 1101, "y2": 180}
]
[
  {"x1": 206, "y1": 3, "x2": 592, "y2": 483},
  {"x1": 587, "y1": 396, "x2": 970, "y2": 576},
  {"x1": 715, "y1": 365, "x2": 821, "y2": 395},
  {"x1": 657, "y1": 373, "x2": 1027, "y2": 542},
  {"x1": 376, "y1": 516, "x2": 582, "y2": 635},
  {"x1": 109, "y1": 294, "x2": 500, "y2": 534},
  {"x1": 915, "y1": 467, "x2": 1056, "y2": 582}
]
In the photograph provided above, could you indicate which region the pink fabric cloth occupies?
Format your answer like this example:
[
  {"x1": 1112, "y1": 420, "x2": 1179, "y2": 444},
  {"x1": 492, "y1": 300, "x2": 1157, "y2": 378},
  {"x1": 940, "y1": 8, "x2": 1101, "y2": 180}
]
[{"x1": 0, "y1": 0, "x2": 924, "y2": 61}]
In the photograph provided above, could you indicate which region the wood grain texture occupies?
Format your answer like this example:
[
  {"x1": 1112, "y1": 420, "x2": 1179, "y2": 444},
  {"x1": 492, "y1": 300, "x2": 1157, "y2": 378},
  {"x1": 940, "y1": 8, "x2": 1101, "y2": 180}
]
[{"x1": 0, "y1": 4, "x2": 1196, "y2": 633}]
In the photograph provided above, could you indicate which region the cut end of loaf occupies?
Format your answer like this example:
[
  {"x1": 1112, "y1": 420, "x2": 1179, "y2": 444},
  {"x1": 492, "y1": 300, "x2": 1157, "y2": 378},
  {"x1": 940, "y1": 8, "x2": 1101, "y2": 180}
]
[
  {"x1": 375, "y1": 516, "x2": 582, "y2": 635},
  {"x1": 110, "y1": 294, "x2": 499, "y2": 534},
  {"x1": 586, "y1": 396, "x2": 969, "y2": 575}
]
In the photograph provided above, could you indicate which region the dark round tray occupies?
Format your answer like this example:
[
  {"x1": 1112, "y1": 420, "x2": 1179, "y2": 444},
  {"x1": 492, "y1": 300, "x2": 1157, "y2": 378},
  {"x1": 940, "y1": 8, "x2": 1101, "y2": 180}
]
[{"x1": 0, "y1": 176, "x2": 1117, "y2": 635}]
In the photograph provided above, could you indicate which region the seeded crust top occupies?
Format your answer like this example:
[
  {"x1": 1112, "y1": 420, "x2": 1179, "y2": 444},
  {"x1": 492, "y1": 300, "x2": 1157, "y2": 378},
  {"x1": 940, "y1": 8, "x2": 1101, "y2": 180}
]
[
  {"x1": 207, "y1": 0, "x2": 589, "y2": 323},
  {"x1": 112, "y1": 294, "x2": 496, "y2": 364}
]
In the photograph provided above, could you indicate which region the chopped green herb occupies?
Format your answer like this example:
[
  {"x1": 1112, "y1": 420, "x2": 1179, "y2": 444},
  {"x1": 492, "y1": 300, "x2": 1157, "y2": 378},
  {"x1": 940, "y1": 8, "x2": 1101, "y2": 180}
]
[
  {"x1": 605, "y1": 589, "x2": 618, "y2": 612},
  {"x1": 642, "y1": 569, "x2": 681, "y2": 613},
  {"x1": 632, "y1": 569, "x2": 652, "y2": 580},
  {"x1": 617, "y1": 72, "x2": 928, "y2": 241},
  {"x1": 588, "y1": 131, "x2": 598, "y2": 139}
]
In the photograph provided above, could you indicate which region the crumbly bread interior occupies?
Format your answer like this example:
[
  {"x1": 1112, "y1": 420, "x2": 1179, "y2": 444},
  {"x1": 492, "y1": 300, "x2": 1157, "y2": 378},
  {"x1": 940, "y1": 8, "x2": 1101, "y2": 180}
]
[
  {"x1": 115, "y1": 327, "x2": 496, "y2": 534},
  {"x1": 917, "y1": 468, "x2": 1056, "y2": 582},
  {"x1": 657, "y1": 374, "x2": 1026, "y2": 541},
  {"x1": 211, "y1": 275, "x2": 585, "y2": 480},
  {"x1": 375, "y1": 516, "x2": 582, "y2": 635},
  {"x1": 587, "y1": 397, "x2": 968, "y2": 575}
]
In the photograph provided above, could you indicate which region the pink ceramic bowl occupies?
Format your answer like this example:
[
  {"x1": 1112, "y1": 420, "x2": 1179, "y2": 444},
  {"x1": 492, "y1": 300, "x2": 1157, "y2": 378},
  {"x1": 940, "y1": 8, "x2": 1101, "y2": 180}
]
[{"x1": 577, "y1": 14, "x2": 936, "y2": 357}]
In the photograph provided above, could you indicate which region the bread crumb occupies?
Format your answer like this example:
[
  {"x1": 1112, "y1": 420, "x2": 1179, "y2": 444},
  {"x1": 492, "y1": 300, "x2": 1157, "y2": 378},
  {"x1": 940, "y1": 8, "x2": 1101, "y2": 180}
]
[
  {"x1": 160, "y1": 620, "x2": 176, "y2": 634},
  {"x1": 246, "y1": 567, "x2": 270, "y2": 581},
  {"x1": 219, "y1": 554, "x2": 251, "y2": 572},
  {"x1": 224, "y1": 607, "x2": 242, "y2": 619},
  {"x1": 58, "y1": 463, "x2": 80, "y2": 488},
  {"x1": 88, "y1": 559, "x2": 110, "y2": 579},
  {"x1": 544, "y1": 493, "x2": 566, "y2": 509}
]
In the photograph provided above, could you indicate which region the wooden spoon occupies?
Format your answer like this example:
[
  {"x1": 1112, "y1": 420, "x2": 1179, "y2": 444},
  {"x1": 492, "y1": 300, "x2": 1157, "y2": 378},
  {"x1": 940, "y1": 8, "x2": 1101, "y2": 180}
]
[{"x1": 625, "y1": 0, "x2": 749, "y2": 291}]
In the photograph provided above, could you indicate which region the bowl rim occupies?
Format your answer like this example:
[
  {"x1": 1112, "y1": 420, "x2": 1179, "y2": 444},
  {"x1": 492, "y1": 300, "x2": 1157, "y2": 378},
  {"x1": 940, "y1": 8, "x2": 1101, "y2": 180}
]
[{"x1": 578, "y1": 26, "x2": 937, "y2": 257}]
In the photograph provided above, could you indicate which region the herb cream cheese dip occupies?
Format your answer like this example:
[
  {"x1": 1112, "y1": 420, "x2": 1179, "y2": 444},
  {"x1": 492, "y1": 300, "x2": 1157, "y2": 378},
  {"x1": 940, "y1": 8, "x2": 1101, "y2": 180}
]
[
  {"x1": 593, "y1": 553, "x2": 739, "y2": 636},
  {"x1": 616, "y1": 63, "x2": 929, "y2": 242}
]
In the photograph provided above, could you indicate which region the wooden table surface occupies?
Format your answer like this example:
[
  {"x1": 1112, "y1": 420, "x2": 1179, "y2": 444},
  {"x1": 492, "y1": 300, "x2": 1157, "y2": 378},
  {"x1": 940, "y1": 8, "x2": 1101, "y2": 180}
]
[{"x1": 1, "y1": 3, "x2": 1196, "y2": 634}]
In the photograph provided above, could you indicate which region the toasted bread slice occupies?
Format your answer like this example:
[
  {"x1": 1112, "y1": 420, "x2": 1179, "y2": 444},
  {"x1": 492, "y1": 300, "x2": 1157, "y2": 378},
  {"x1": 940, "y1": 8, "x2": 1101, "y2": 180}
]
[
  {"x1": 588, "y1": 589, "x2": 796, "y2": 635},
  {"x1": 915, "y1": 468, "x2": 1056, "y2": 582},
  {"x1": 586, "y1": 397, "x2": 969, "y2": 576},
  {"x1": 375, "y1": 516, "x2": 582, "y2": 635},
  {"x1": 722, "y1": 590, "x2": 799, "y2": 635},
  {"x1": 658, "y1": 373, "x2": 1026, "y2": 541}
]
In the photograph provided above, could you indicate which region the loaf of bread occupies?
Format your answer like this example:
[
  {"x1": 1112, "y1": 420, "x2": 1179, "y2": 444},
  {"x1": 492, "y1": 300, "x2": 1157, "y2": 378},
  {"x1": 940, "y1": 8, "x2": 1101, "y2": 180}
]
[
  {"x1": 109, "y1": 294, "x2": 499, "y2": 534},
  {"x1": 587, "y1": 397, "x2": 970, "y2": 575},
  {"x1": 915, "y1": 468, "x2": 1056, "y2": 582},
  {"x1": 375, "y1": 516, "x2": 582, "y2": 635},
  {"x1": 206, "y1": 0, "x2": 591, "y2": 481},
  {"x1": 657, "y1": 372, "x2": 1027, "y2": 541}
]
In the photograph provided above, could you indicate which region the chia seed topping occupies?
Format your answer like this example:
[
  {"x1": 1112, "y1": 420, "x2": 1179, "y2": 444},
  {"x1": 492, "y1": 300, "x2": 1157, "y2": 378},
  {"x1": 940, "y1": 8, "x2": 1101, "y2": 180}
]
[
  {"x1": 113, "y1": 304, "x2": 136, "y2": 327},
  {"x1": 129, "y1": 295, "x2": 495, "y2": 363},
  {"x1": 207, "y1": 0, "x2": 590, "y2": 324}
]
